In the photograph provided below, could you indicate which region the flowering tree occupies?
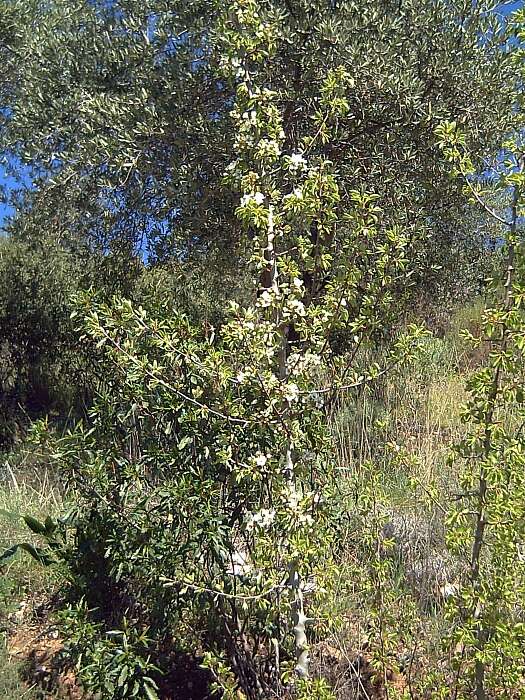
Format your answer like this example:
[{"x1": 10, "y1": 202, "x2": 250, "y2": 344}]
[{"x1": 23, "y1": 1, "x2": 427, "y2": 697}]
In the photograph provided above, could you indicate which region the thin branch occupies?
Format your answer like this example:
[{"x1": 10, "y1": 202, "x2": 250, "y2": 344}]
[
  {"x1": 160, "y1": 577, "x2": 284, "y2": 601},
  {"x1": 462, "y1": 173, "x2": 511, "y2": 227},
  {"x1": 97, "y1": 326, "x2": 256, "y2": 426}
]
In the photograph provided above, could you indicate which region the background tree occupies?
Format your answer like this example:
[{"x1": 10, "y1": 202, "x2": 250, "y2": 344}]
[
  {"x1": 0, "y1": 0, "x2": 513, "y2": 274},
  {"x1": 0, "y1": 233, "x2": 92, "y2": 446},
  {"x1": 0, "y1": 0, "x2": 515, "y2": 444}
]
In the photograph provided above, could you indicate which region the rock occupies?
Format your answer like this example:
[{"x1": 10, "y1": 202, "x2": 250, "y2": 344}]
[{"x1": 381, "y1": 511, "x2": 461, "y2": 604}]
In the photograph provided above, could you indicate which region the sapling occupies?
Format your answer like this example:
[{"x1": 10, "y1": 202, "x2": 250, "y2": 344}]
[{"x1": 436, "y1": 59, "x2": 525, "y2": 695}]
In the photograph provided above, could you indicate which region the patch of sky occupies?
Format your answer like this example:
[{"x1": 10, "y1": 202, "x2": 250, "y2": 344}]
[
  {"x1": 0, "y1": 153, "x2": 33, "y2": 233},
  {"x1": 495, "y1": 1, "x2": 523, "y2": 17}
]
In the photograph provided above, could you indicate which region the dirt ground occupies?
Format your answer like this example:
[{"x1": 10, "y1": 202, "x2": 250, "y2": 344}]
[{"x1": 6, "y1": 600, "x2": 404, "y2": 699}]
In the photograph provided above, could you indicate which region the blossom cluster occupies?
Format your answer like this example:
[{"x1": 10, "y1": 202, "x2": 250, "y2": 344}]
[{"x1": 245, "y1": 508, "x2": 276, "y2": 532}]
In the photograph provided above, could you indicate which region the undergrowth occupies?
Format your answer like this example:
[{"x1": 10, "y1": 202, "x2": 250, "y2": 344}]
[
  {"x1": 0, "y1": 447, "x2": 64, "y2": 697},
  {"x1": 0, "y1": 301, "x2": 483, "y2": 698}
]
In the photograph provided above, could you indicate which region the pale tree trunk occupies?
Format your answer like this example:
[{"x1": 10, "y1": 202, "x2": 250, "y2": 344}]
[{"x1": 265, "y1": 205, "x2": 310, "y2": 680}]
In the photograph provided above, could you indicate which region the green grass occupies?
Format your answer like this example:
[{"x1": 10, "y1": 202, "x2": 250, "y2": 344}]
[
  {"x1": 0, "y1": 642, "x2": 37, "y2": 699},
  {"x1": 0, "y1": 447, "x2": 64, "y2": 699}
]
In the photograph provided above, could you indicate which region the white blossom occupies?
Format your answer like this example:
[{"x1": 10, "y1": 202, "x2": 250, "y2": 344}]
[
  {"x1": 299, "y1": 513, "x2": 314, "y2": 526},
  {"x1": 439, "y1": 582, "x2": 458, "y2": 600},
  {"x1": 241, "y1": 110, "x2": 257, "y2": 125},
  {"x1": 287, "y1": 351, "x2": 321, "y2": 376},
  {"x1": 240, "y1": 192, "x2": 265, "y2": 207},
  {"x1": 288, "y1": 298, "x2": 306, "y2": 317},
  {"x1": 286, "y1": 486, "x2": 302, "y2": 510},
  {"x1": 284, "y1": 486, "x2": 316, "y2": 527},
  {"x1": 221, "y1": 55, "x2": 244, "y2": 80},
  {"x1": 257, "y1": 290, "x2": 273, "y2": 308},
  {"x1": 224, "y1": 159, "x2": 240, "y2": 177},
  {"x1": 289, "y1": 152, "x2": 308, "y2": 171},
  {"x1": 226, "y1": 548, "x2": 252, "y2": 576},
  {"x1": 257, "y1": 138, "x2": 281, "y2": 159},
  {"x1": 283, "y1": 382, "x2": 300, "y2": 403},
  {"x1": 312, "y1": 492, "x2": 322, "y2": 506},
  {"x1": 255, "y1": 453, "x2": 268, "y2": 467},
  {"x1": 283, "y1": 187, "x2": 303, "y2": 202},
  {"x1": 246, "y1": 508, "x2": 276, "y2": 532}
]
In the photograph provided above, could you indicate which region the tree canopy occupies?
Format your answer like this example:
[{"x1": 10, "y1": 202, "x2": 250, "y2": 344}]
[{"x1": 0, "y1": 0, "x2": 513, "y2": 269}]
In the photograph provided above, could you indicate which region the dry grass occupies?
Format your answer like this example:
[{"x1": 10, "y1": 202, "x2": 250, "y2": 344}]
[{"x1": 324, "y1": 329, "x2": 473, "y2": 697}]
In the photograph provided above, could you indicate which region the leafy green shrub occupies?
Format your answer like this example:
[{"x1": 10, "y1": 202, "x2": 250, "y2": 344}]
[
  {"x1": 59, "y1": 603, "x2": 160, "y2": 700},
  {"x1": 436, "y1": 31, "x2": 525, "y2": 696},
  {"x1": 442, "y1": 272, "x2": 525, "y2": 696}
]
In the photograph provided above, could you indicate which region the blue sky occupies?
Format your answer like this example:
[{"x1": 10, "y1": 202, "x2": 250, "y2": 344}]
[
  {"x1": 499, "y1": 1, "x2": 523, "y2": 14},
  {"x1": 0, "y1": 169, "x2": 19, "y2": 230},
  {"x1": 0, "y1": 0, "x2": 523, "y2": 232}
]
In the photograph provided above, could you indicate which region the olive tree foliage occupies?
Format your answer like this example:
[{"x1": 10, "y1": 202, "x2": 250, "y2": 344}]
[
  {"x1": 0, "y1": 234, "x2": 95, "y2": 446},
  {"x1": 27, "y1": 2, "x2": 428, "y2": 697},
  {"x1": 0, "y1": 0, "x2": 513, "y2": 295}
]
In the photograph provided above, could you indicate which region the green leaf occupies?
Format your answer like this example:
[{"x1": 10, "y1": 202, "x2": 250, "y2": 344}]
[
  {"x1": 18, "y1": 543, "x2": 56, "y2": 566},
  {"x1": 144, "y1": 683, "x2": 160, "y2": 700},
  {"x1": 0, "y1": 543, "x2": 55, "y2": 567},
  {"x1": 23, "y1": 515, "x2": 48, "y2": 535},
  {"x1": 0, "y1": 544, "x2": 21, "y2": 565},
  {"x1": 117, "y1": 664, "x2": 128, "y2": 687},
  {"x1": 44, "y1": 516, "x2": 57, "y2": 535},
  {"x1": 177, "y1": 436, "x2": 191, "y2": 450}
]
